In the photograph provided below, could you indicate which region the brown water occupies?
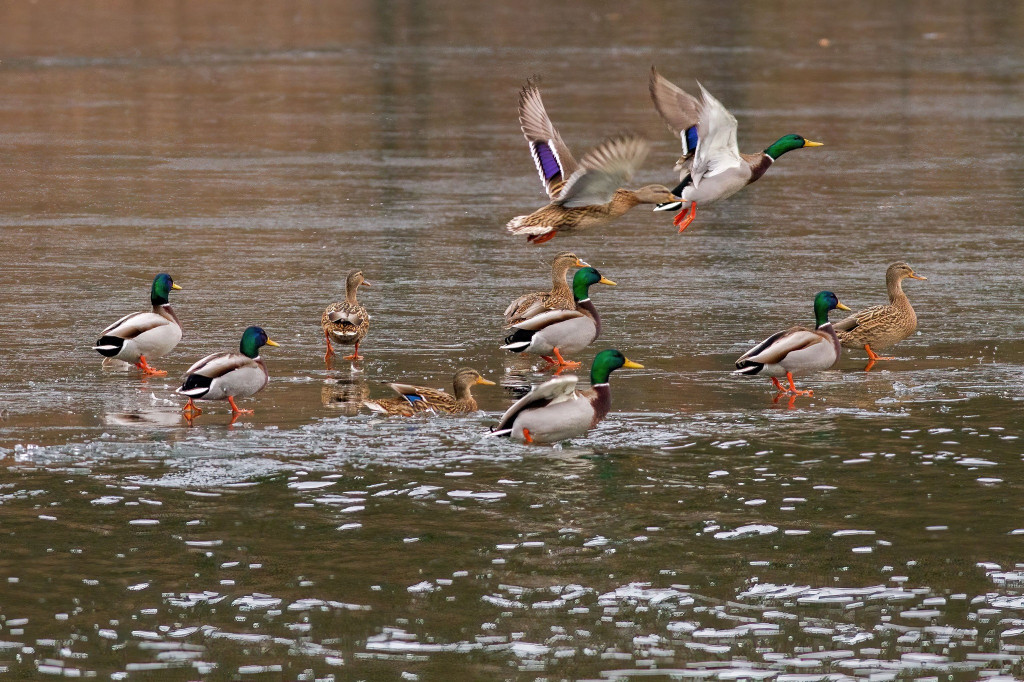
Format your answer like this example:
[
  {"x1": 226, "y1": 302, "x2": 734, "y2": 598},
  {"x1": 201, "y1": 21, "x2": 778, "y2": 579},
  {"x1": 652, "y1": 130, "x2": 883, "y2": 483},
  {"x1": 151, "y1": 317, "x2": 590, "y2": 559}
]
[{"x1": 2, "y1": 1, "x2": 1024, "y2": 680}]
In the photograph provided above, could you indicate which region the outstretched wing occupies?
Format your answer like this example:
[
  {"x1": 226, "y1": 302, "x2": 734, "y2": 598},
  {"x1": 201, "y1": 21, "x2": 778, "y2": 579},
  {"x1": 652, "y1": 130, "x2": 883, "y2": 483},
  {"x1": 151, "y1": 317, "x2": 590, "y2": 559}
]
[
  {"x1": 649, "y1": 66, "x2": 701, "y2": 167},
  {"x1": 519, "y1": 80, "x2": 579, "y2": 199},
  {"x1": 690, "y1": 82, "x2": 742, "y2": 189},
  {"x1": 492, "y1": 375, "x2": 579, "y2": 432},
  {"x1": 556, "y1": 134, "x2": 649, "y2": 208}
]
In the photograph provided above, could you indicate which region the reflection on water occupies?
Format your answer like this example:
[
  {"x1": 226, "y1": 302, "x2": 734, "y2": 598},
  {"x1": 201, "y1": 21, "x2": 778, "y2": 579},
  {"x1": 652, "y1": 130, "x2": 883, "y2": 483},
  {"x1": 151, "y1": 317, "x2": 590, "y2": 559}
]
[{"x1": 1, "y1": 0, "x2": 1024, "y2": 679}]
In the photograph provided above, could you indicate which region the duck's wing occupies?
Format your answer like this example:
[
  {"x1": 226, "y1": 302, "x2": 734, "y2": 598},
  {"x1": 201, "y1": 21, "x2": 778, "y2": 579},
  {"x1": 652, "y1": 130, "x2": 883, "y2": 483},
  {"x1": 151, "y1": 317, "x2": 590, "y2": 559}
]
[
  {"x1": 510, "y1": 308, "x2": 584, "y2": 332},
  {"x1": 100, "y1": 311, "x2": 171, "y2": 338},
  {"x1": 737, "y1": 327, "x2": 826, "y2": 366},
  {"x1": 690, "y1": 82, "x2": 743, "y2": 189},
  {"x1": 519, "y1": 81, "x2": 579, "y2": 199},
  {"x1": 386, "y1": 383, "x2": 456, "y2": 412},
  {"x1": 649, "y1": 67, "x2": 701, "y2": 168},
  {"x1": 834, "y1": 304, "x2": 892, "y2": 333},
  {"x1": 492, "y1": 375, "x2": 579, "y2": 433},
  {"x1": 183, "y1": 351, "x2": 252, "y2": 378},
  {"x1": 326, "y1": 302, "x2": 367, "y2": 327},
  {"x1": 556, "y1": 134, "x2": 650, "y2": 208}
]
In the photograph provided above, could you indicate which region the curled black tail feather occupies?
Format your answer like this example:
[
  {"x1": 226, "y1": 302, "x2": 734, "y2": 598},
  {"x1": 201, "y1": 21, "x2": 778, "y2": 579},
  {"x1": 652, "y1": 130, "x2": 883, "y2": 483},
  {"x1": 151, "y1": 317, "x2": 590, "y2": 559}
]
[
  {"x1": 93, "y1": 336, "x2": 125, "y2": 357},
  {"x1": 502, "y1": 328, "x2": 534, "y2": 352},
  {"x1": 178, "y1": 373, "x2": 213, "y2": 397},
  {"x1": 733, "y1": 360, "x2": 764, "y2": 375}
]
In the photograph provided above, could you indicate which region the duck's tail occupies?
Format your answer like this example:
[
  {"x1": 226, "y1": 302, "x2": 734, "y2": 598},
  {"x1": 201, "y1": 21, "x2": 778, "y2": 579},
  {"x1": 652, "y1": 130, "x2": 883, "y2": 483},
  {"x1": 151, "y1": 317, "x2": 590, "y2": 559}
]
[
  {"x1": 506, "y1": 216, "x2": 557, "y2": 244},
  {"x1": 501, "y1": 328, "x2": 534, "y2": 352},
  {"x1": 93, "y1": 336, "x2": 124, "y2": 357},
  {"x1": 733, "y1": 361, "x2": 764, "y2": 375},
  {"x1": 486, "y1": 428, "x2": 513, "y2": 439}
]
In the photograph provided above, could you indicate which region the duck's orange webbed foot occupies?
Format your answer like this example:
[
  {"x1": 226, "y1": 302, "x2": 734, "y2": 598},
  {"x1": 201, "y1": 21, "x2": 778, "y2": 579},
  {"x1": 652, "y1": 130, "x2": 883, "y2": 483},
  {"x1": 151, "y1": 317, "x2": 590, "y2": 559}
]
[
  {"x1": 522, "y1": 428, "x2": 534, "y2": 444},
  {"x1": 552, "y1": 348, "x2": 580, "y2": 369},
  {"x1": 785, "y1": 372, "x2": 813, "y2": 397},
  {"x1": 227, "y1": 397, "x2": 254, "y2": 415},
  {"x1": 674, "y1": 203, "x2": 697, "y2": 232},
  {"x1": 182, "y1": 398, "x2": 203, "y2": 415},
  {"x1": 527, "y1": 230, "x2": 558, "y2": 245},
  {"x1": 135, "y1": 355, "x2": 167, "y2": 376},
  {"x1": 324, "y1": 331, "x2": 336, "y2": 362},
  {"x1": 865, "y1": 344, "x2": 895, "y2": 362},
  {"x1": 343, "y1": 342, "x2": 363, "y2": 361}
]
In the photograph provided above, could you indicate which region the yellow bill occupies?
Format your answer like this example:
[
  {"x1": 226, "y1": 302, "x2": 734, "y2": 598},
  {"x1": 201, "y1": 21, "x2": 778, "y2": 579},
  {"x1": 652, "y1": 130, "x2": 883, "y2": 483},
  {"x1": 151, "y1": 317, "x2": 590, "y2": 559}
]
[
  {"x1": 803, "y1": 139, "x2": 824, "y2": 147},
  {"x1": 599, "y1": 277, "x2": 617, "y2": 286},
  {"x1": 265, "y1": 339, "x2": 280, "y2": 347},
  {"x1": 476, "y1": 377, "x2": 496, "y2": 386},
  {"x1": 623, "y1": 359, "x2": 644, "y2": 369}
]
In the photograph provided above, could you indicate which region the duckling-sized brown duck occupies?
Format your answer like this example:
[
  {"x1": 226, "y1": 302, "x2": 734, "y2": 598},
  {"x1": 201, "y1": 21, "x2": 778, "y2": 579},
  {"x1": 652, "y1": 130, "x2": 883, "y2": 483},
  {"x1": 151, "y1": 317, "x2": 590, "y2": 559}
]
[
  {"x1": 834, "y1": 262, "x2": 927, "y2": 369},
  {"x1": 363, "y1": 368, "x2": 496, "y2": 416},
  {"x1": 322, "y1": 270, "x2": 370, "y2": 361},
  {"x1": 506, "y1": 81, "x2": 678, "y2": 244},
  {"x1": 504, "y1": 251, "x2": 590, "y2": 328}
]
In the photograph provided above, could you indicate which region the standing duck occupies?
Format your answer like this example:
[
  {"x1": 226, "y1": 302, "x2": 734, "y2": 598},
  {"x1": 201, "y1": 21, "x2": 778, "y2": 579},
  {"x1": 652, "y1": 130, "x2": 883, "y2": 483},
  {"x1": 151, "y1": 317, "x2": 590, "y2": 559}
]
[
  {"x1": 489, "y1": 349, "x2": 643, "y2": 444},
  {"x1": 501, "y1": 267, "x2": 615, "y2": 369},
  {"x1": 363, "y1": 368, "x2": 496, "y2": 416},
  {"x1": 735, "y1": 291, "x2": 850, "y2": 396},
  {"x1": 834, "y1": 262, "x2": 927, "y2": 368},
  {"x1": 177, "y1": 326, "x2": 279, "y2": 416},
  {"x1": 648, "y1": 67, "x2": 823, "y2": 232},
  {"x1": 93, "y1": 273, "x2": 183, "y2": 376},
  {"x1": 322, "y1": 269, "x2": 370, "y2": 361},
  {"x1": 503, "y1": 251, "x2": 590, "y2": 327},
  {"x1": 506, "y1": 80, "x2": 678, "y2": 244}
]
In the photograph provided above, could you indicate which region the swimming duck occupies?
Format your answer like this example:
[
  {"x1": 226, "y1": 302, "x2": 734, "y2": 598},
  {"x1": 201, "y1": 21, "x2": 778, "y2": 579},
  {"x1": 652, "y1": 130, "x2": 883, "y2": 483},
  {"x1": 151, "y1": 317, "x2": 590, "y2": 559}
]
[
  {"x1": 490, "y1": 349, "x2": 643, "y2": 444},
  {"x1": 506, "y1": 80, "x2": 678, "y2": 244},
  {"x1": 503, "y1": 251, "x2": 590, "y2": 328},
  {"x1": 93, "y1": 273, "x2": 183, "y2": 376},
  {"x1": 648, "y1": 67, "x2": 823, "y2": 232},
  {"x1": 501, "y1": 267, "x2": 615, "y2": 368},
  {"x1": 734, "y1": 291, "x2": 850, "y2": 396},
  {"x1": 177, "y1": 326, "x2": 279, "y2": 415},
  {"x1": 834, "y1": 262, "x2": 927, "y2": 367},
  {"x1": 363, "y1": 368, "x2": 496, "y2": 416},
  {"x1": 322, "y1": 270, "x2": 370, "y2": 361}
]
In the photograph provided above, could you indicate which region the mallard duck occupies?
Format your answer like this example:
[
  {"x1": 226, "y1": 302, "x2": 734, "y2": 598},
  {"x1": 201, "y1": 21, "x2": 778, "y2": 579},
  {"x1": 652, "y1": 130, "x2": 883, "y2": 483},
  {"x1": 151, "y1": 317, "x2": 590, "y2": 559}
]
[
  {"x1": 506, "y1": 81, "x2": 678, "y2": 244},
  {"x1": 648, "y1": 67, "x2": 823, "y2": 232},
  {"x1": 489, "y1": 349, "x2": 643, "y2": 443},
  {"x1": 93, "y1": 273, "x2": 183, "y2": 376},
  {"x1": 363, "y1": 368, "x2": 496, "y2": 416},
  {"x1": 177, "y1": 326, "x2": 279, "y2": 415},
  {"x1": 734, "y1": 291, "x2": 850, "y2": 396},
  {"x1": 322, "y1": 269, "x2": 370, "y2": 361},
  {"x1": 834, "y1": 262, "x2": 926, "y2": 366},
  {"x1": 503, "y1": 251, "x2": 590, "y2": 328},
  {"x1": 501, "y1": 266, "x2": 615, "y2": 368}
]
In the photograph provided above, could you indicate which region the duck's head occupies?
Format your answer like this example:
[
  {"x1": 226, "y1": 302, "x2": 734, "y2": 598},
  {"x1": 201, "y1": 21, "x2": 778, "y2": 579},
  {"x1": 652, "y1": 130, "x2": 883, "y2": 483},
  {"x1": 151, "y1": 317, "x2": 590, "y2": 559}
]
[
  {"x1": 453, "y1": 367, "x2": 496, "y2": 395},
  {"x1": 590, "y1": 349, "x2": 644, "y2": 385},
  {"x1": 151, "y1": 273, "x2": 182, "y2": 306},
  {"x1": 573, "y1": 267, "x2": 616, "y2": 302},
  {"x1": 764, "y1": 134, "x2": 824, "y2": 160},
  {"x1": 813, "y1": 290, "x2": 851, "y2": 327},
  {"x1": 239, "y1": 326, "x2": 280, "y2": 358},
  {"x1": 633, "y1": 184, "x2": 681, "y2": 205},
  {"x1": 346, "y1": 269, "x2": 370, "y2": 290},
  {"x1": 553, "y1": 251, "x2": 590, "y2": 269},
  {"x1": 887, "y1": 261, "x2": 927, "y2": 283}
]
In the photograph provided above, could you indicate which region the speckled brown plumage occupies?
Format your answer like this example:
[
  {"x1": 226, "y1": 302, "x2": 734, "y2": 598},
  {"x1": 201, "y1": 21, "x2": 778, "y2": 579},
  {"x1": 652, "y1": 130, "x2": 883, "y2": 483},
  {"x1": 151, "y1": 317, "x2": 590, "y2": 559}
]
[
  {"x1": 321, "y1": 270, "x2": 370, "y2": 360},
  {"x1": 363, "y1": 368, "x2": 495, "y2": 417},
  {"x1": 834, "y1": 262, "x2": 926, "y2": 356},
  {"x1": 503, "y1": 251, "x2": 588, "y2": 328}
]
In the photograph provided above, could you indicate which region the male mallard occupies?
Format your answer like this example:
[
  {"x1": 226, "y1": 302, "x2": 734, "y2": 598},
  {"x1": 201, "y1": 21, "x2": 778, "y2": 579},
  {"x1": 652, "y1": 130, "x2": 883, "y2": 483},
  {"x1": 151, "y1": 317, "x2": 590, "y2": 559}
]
[
  {"x1": 489, "y1": 349, "x2": 643, "y2": 444},
  {"x1": 503, "y1": 251, "x2": 590, "y2": 328},
  {"x1": 501, "y1": 267, "x2": 615, "y2": 368},
  {"x1": 648, "y1": 67, "x2": 823, "y2": 232},
  {"x1": 363, "y1": 368, "x2": 496, "y2": 416},
  {"x1": 834, "y1": 262, "x2": 927, "y2": 366},
  {"x1": 322, "y1": 269, "x2": 370, "y2": 361},
  {"x1": 93, "y1": 273, "x2": 183, "y2": 376},
  {"x1": 506, "y1": 81, "x2": 678, "y2": 244},
  {"x1": 177, "y1": 326, "x2": 279, "y2": 415},
  {"x1": 734, "y1": 291, "x2": 850, "y2": 396}
]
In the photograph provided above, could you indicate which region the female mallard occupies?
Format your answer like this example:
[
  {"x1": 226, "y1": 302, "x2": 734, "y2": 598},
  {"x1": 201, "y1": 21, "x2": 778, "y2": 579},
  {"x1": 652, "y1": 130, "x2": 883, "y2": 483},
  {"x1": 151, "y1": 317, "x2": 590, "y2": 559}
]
[
  {"x1": 93, "y1": 273, "x2": 183, "y2": 376},
  {"x1": 503, "y1": 251, "x2": 590, "y2": 328},
  {"x1": 177, "y1": 326, "x2": 279, "y2": 415},
  {"x1": 834, "y1": 262, "x2": 927, "y2": 366},
  {"x1": 501, "y1": 267, "x2": 615, "y2": 368},
  {"x1": 734, "y1": 291, "x2": 850, "y2": 396},
  {"x1": 506, "y1": 81, "x2": 678, "y2": 244},
  {"x1": 363, "y1": 368, "x2": 496, "y2": 416},
  {"x1": 489, "y1": 349, "x2": 643, "y2": 444},
  {"x1": 322, "y1": 269, "x2": 370, "y2": 361},
  {"x1": 648, "y1": 67, "x2": 823, "y2": 232}
]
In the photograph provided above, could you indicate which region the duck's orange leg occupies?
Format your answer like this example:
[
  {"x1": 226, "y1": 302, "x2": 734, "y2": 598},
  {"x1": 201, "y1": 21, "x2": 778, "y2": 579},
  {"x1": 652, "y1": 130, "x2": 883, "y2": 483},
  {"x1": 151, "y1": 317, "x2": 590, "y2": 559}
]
[
  {"x1": 786, "y1": 372, "x2": 813, "y2": 397},
  {"x1": 674, "y1": 203, "x2": 697, "y2": 232},
  {"x1": 771, "y1": 377, "x2": 788, "y2": 393},
  {"x1": 522, "y1": 428, "x2": 534, "y2": 444},
  {"x1": 182, "y1": 398, "x2": 203, "y2": 415},
  {"x1": 552, "y1": 347, "x2": 581, "y2": 369},
  {"x1": 527, "y1": 230, "x2": 558, "y2": 245},
  {"x1": 135, "y1": 355, "x2": 167, "y2": 377},
  {"x1": 324, "y1": 331, "x2": 335, "y2": 361},
  {"x1": 865, "y1": 344, "x2": 895, "y2": 361},
  {"x1": 227, "y1": 396, "x2": 254, "y2": 415},
  {"x1": 343, "y1": 341, "x2": 363, "y2": 361}
]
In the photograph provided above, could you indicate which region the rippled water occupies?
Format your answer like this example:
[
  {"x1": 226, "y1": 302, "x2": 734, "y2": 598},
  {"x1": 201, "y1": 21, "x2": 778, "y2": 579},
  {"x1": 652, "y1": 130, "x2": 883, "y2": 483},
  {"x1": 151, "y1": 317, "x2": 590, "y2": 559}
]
[{"x1": 2, "y1": 1, "x2": 1024, "y2": 679}]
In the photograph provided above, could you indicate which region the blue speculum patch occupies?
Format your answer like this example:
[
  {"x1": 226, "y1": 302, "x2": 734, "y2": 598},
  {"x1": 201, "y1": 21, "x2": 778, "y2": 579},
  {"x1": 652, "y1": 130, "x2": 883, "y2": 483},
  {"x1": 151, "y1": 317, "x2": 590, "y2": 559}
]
[
  {"x1": 684, "y1": 126, "x2": 699, "y2": 154},
  {"x1": 533, "y1": 141, "x2": 561, "y2": 180}
]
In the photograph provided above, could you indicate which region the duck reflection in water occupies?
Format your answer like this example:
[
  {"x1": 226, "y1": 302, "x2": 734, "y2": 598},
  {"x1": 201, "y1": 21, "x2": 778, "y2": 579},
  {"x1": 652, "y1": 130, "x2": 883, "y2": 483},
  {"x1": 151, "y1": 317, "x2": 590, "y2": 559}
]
[{"x1": 321, "y1": 375, "x2": 370, "y2": 417}]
